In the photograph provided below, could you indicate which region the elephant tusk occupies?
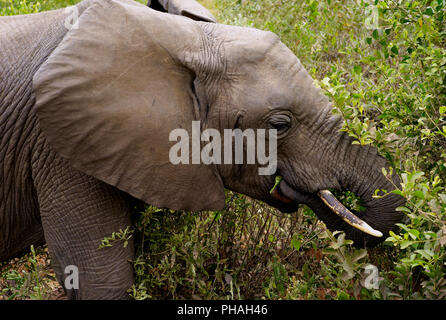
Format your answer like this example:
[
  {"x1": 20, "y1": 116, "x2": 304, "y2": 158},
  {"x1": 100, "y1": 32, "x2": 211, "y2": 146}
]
[{"x1": 317, "y1": 190, "x2": 383, "y2": 238}]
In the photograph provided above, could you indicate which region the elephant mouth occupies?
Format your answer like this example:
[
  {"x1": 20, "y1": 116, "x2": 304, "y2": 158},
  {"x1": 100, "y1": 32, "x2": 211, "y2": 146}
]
[{"x1": 271, "y1": 178, "x2": 383, "y2": 238}]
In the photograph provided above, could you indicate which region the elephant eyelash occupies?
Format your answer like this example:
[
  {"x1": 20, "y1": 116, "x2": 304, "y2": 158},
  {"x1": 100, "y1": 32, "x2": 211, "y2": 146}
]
[
  {"x1": 268, "y1": 117, "x2": 291, "y2": 132},
  {"x1": 270, "y1": 122, "x2": 290, "y2": 131}
]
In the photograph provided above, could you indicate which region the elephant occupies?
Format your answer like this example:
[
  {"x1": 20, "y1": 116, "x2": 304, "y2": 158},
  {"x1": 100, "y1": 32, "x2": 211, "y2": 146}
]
[{"x1": 0, "y1": 0, "x2": 405, "y2": 299}]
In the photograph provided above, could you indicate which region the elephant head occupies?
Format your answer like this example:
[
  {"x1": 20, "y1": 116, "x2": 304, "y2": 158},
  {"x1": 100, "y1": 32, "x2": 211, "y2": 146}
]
[{"x1": 33, "y1": 0, "x2": 404, "y2": 247}]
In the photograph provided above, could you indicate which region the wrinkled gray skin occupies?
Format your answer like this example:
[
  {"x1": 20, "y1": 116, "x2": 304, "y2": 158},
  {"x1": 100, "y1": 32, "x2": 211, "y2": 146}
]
[{"x1": 0, "y1": 0, "x2": 404, "y2": 299}]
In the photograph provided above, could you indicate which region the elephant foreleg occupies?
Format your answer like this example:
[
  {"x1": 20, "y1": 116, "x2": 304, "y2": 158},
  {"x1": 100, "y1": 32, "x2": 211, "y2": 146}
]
[{"x1": 32, "y1": 152, "x2": 134, "y2": 300}]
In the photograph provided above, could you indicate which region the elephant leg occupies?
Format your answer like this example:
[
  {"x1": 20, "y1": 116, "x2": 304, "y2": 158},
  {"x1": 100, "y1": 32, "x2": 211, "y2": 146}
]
[{"x1": 32, "y1": 152, "x2": 134, "y2": 300}]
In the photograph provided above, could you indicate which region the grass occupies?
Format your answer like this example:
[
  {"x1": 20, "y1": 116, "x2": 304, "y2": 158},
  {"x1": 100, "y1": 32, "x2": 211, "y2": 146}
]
[{"x1": 1, "y1": 0, "x2": 445, "y2": 300}]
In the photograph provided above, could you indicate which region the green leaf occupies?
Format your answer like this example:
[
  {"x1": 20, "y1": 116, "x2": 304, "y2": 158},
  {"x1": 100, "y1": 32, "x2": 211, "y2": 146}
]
[
  {"x1": 415, "y1": 249, "x2": 434, "y2": 260},
  {"x1": 424, "y1": 7, "x2": 434, "y2": 16},
  {"x1": 389, "y1": 231, "x2": 402, "y2": 241},
  {"x1": 268, "y1": 234, "x2": 276, "y2": 243},
  {"x1": 396, "y1": 206, "x2": 411, "y2": 213},
  {"x1": 401, "y1": 240, "x2": 414, "y2": 249},
  {"x1": 269, "y1": 176, "x2": 283, "y2": 193},
  {"x1": 408, "y1": 171, "x2": 425, "y2": 183},
  {"x1": 414, "y1": 190, "x2": 425, "y2": 199},
  {"x1": 391, "y1": 189, "x2": 404, "y2": 196},
  {"x1": 391, "y1": 45, "x2": 398, "y2": 55},
  {"x1": 408, "y1": 229, "x2": 420, "y2": 240},
  {"x1": 352, "y1": 249, "x2": 367, "y2": 263},
  {"x1": 291, "y1": 238, "x2": 301, "y2": 252},
  {"x1": 353, "y1": 65, "x2": 362, "y2": 74}
]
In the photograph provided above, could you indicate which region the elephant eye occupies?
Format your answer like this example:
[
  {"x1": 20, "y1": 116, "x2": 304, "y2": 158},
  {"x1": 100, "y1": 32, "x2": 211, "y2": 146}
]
[
  {"x1": 270, "y1": 122, "x2": 290, "y2": 131},
  {"x1": 268, "y1": 115, "x2": 291, "y2": 134}
]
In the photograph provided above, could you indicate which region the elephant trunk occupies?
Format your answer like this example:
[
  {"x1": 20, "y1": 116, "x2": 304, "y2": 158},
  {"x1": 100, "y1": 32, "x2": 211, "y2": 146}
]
[{"x1": 311, "y1": 135, "x2": 405, "y2": 247}]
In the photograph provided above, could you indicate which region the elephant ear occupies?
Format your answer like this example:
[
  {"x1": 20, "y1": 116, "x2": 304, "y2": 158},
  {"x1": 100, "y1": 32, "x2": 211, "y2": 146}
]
[
  {"x1": 147, "y1": 0, "x2": 216, "y2": 22},
  {"x1": 33, "y1": 0, "x2": 225, "y2": 211}
]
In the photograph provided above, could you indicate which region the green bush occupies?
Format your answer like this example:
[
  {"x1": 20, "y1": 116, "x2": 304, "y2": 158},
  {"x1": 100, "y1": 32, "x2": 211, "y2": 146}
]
[
  {"x1": 129, "y1": 195, "x2": 328, "y2": 299},
  {"x1": 0, "y1": 0, "x2": 77, "y2": 14}
]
